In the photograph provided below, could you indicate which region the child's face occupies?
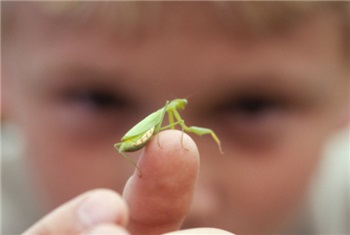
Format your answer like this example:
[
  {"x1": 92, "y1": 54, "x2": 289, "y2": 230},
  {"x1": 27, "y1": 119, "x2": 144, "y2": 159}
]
[{"x1": 3, "y1": 5, "x2": 348, "y2": 234}]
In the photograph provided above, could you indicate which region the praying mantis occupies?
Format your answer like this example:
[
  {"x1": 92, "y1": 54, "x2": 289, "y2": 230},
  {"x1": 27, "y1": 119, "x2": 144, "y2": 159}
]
[{"x1": 114, "y1": 98, "x2": 223, "y2": 175}]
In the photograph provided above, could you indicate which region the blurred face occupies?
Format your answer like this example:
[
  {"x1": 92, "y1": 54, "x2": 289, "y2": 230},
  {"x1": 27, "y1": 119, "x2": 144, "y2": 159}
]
[{"x1": 3, "y1": 4, "x2": 348, "y2": 234}]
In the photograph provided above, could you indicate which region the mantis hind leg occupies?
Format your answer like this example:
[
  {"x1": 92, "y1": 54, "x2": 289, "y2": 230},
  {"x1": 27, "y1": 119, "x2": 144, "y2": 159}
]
[
  {"x1": 182, "y1": 125, "x2": 224, "y2": 154},
  {"x1": 114, "y1": 144, "x2": 142, "y2": 176},
  {"x1": 169, "y1": 109, "x2": 223, "y2": 153}
]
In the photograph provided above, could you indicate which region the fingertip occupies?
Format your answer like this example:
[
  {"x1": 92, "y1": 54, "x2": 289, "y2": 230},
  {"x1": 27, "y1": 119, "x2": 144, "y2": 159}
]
[{"x1": 138, "y1": 129, "x2": 200, "y2": 179}]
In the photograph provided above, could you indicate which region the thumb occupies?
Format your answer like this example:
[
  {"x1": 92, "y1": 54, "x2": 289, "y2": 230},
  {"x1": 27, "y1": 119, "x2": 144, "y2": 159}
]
[
  {"x1": 123, "y1": 130, "x2": 199, "y2": 235},
  {"x1": 22, "y1": 189, "x2": 129, "y2": 235}
]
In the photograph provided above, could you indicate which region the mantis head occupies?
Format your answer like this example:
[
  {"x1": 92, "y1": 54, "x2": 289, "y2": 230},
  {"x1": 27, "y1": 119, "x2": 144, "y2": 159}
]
[{"x1": 172, "y1": 98, "x2": 188, "y2": 110}]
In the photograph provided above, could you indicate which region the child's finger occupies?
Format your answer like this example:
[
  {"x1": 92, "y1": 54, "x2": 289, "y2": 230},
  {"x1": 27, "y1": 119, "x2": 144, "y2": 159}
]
[{"x1": 123, "y1": 130, "x2": 200, "y2": 235}]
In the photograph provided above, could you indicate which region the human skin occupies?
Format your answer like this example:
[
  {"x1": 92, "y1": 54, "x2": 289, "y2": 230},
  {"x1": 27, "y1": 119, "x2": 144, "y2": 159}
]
[
  {"x1": 24, "y1": 131, "x2": 228, "y2": 235},
  {"x1": 3, "y1": 3, "x2": 348, "y2": 235}
]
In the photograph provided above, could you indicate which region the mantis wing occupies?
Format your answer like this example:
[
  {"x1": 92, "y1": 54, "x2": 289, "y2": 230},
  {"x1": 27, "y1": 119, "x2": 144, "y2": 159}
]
[{"x1": 121, "y1": 108, "x2": 163, "y2": 141}]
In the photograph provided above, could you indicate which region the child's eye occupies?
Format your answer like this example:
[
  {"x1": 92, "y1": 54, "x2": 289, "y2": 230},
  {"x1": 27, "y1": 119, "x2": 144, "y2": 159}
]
[
  {"x1": 218, "y1": 94, "x2": 286, "y2": 120},
  {"x1": 54, "y1": 87, "x2": 135, "y2": 137},
  {"x1": 230, "y1": 96, "x2": 282, "y2": 118},
  {"x1": 65, "y1": 88, "x2": 128, "y2": 112},
  {"x1": 217, "y1": 94, "x2": 288, "y2": 148}
]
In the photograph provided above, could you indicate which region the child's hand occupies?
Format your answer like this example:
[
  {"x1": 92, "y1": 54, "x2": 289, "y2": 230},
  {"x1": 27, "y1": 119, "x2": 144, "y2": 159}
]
[
  {"x1": 22, "y1": 130, "x2": 233, "y2": 235},
  {"x1": 22, "y1": 189, "x2": 129, "y2": 235}
]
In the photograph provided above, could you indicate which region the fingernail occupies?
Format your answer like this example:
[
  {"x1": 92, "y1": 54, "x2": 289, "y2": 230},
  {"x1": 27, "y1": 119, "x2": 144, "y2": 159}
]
[{"x1": 77, "y1": 190, "x2": 119, "y2": 228}]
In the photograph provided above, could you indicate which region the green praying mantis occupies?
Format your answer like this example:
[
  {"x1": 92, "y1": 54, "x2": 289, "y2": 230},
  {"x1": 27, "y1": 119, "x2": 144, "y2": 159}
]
[{"x1": 114, "y1": 98, "x2": 223, "y2": 175}]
